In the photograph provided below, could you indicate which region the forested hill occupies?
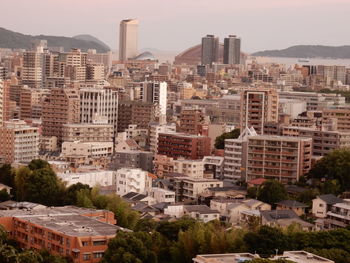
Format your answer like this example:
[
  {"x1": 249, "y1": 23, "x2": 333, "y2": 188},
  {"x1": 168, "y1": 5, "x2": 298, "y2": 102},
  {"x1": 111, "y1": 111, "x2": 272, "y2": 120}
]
[
  {"x1": 252, "y1": 45, "x2": 350, "y2": 59},
  {"x1": 0, "y1": 27, "x2": 110, "y2": 53}
]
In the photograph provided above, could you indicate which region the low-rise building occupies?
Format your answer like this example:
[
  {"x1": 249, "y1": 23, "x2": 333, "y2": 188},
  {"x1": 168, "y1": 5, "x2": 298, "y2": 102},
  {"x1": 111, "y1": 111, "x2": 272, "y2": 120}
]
[
  {"x1": 173, "y1": 177, "x2": 223, "y2": 201},
  {"x1": 274, "y1": 251, "x2": 334, "y2": 263},
  {"x1": 58, "y1": 170, "x2": 116, "y2": 187},
  {"x1": 61, "y1": 141, "x2": 113, "y2": 159},
  {"x1": 173, "y1": 159, "x2": 204, "y2": 178},
  {"x1": 148, "y1": 187, "x2": 175, "y2": 203},
  {"x1": 276, "y1": 200, "x2": 308, "y2": 216},
  {"x1": 203, "y1": 156, "x2": 224, "y2": 180},
  {"x1": 193, "y1": 253, "x2": 259, "y2": 263},
  {"x1": 110, "y1": 150, "x2": 154, "y2": 173},
  {"x1": 312, "y1": 194, "x2": 343, "y2": 218},
  {"x1": 116, "y1": 168, "x2": 153, "y2": 196},
  {"x1": 0, "y1": 206, "x2": 129, "y2": 263},
  {"x1": 62, "y1": 123, "x2": 114, "y2": 143}
]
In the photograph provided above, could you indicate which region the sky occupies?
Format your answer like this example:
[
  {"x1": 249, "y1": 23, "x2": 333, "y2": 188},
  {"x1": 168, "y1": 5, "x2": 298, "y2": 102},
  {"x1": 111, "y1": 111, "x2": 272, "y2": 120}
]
[{"x1": 1, "y1": 0, "x2": 350, "y2": 53}]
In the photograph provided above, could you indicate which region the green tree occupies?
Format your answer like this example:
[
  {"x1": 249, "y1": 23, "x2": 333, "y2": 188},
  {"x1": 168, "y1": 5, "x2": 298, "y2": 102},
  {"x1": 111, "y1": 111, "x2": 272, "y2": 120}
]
[
  {"x1": 63, "y1": 183, "x2": 91, "y2": 205},
  {"x1": 28, "y1": 159, "x2": 51, "y2": 171},
  {"x1": 0, "y1": 164, "x2": 15, "y2": 188},
  {"x1": 102, "y1": 231, "x2": 158, "y2": 263},
  {"x1": 214, "y1": 129, "x2": 240, "y2": 149},
  {"x1": 244, "y1": 226, "x2": 291, "y2": 256},
  {"x1": 16, "y1": 167, "x2": 64, "y2": 206},
  {"x1": 0, "y1": 189, "x2": 10, "y2": 202},
  {"x1": 307, "y1": 149, "x2": 350, "y2": 191},
  {"x1": 257, "y1": 180, "x2": 288, "y2": 205}
]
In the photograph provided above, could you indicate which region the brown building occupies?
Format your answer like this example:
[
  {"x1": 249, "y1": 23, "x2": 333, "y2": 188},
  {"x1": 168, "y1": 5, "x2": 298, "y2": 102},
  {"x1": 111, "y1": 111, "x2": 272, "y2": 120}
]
[
  {"x1": 42, "y1": 88, "x2": 80, "y2": 144},
  {"x1": 178, "y1": 109, "x2": 205, "y2": 135},
  {"x1": 240, "y1": 88, "x2": 279, "y2": 134},
  {"x1": 246, "y1": 135, "x2": 312, "y2": 183},
  {"x1": 157, "y1": 132, "x2": 211, "y2": 160},
  {"x1": 0, "y1": 206, "x2": 128, "y2": 263},
  {"x1": 118, "y1": 100, "x2": 156, "y2": 132}
]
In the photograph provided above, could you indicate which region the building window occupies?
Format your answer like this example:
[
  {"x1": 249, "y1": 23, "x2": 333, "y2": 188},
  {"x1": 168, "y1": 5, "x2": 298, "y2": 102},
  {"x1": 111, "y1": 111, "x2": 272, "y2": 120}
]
[
  {"x1": 94, "y1": 252, "x2": 104, "y2": 258},
  {"x1": 93, "y1": 240, "x2": 106, "y2": 246},
  {"x1": 82, "y1": 241, "x2": 89, "y2": 246},
  {"x1": 83, "y1": 253, "x2": 91, "y2": 261}
]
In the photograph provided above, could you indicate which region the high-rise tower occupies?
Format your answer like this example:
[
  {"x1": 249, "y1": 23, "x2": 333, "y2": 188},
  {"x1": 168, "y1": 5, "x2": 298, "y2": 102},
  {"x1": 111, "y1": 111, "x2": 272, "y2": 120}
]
[
  {"x1": 201, "y1": 35, "x2": 219, "y2": 65},
  {"x1": 224, "y1": 35, "x2": 241, "y2": 64},
  {"x1": 119, "y1": 19, "x2": 139, "y2": 61}
]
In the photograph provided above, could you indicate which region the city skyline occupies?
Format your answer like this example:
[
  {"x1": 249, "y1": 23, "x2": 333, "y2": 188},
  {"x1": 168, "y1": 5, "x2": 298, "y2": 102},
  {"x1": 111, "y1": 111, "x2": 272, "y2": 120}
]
[{"x1": 1, "y1": 0, "x2": 349, "y2": 53}]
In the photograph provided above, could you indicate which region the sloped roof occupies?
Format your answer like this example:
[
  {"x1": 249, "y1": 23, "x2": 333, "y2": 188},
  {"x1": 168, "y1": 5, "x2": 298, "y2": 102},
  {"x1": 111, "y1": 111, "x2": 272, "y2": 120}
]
[
  {"x1": 317, "y1": 194, "x2": 343, "y2": 205},
  {"x1": 276, "y1": 200, "x2": 308, "y2": 208}
]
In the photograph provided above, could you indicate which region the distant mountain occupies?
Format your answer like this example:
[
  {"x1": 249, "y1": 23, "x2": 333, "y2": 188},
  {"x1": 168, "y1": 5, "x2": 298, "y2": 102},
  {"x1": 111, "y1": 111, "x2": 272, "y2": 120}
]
[
  {"x1": 252, "y1": 45, "x2": 350, "y2": 59},
  {"x1": 0, "y1": 27, "x2": 110, "y2": 53},
  {"x1": 73, "y1": 34, "x2": 110, "y2": 51}
]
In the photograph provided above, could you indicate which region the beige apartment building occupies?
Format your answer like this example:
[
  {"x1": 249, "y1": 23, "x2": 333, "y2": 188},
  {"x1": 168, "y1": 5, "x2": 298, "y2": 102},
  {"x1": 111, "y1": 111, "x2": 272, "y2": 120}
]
[
  {"x1": 282, "y1": 126, "x2": 350, "y2": 156},
  {"x1": 0, "y1": 120, "x2": 39, "y2": 164},
  {"x1": 173, "y1": 159, "x2": 204, "y2": 178},
  {"x1": 61, "y1": 141, "x2": 113, "y2": 159},
  {"x1": 322, "y1": 108, "x2": 350, "y2": 131},
  {"x1": 86, "y1": 63, "x2": 105, "y2": 81},
  {"x1": 62, "y1": 123, "x2": 114, "y2": 143},
  {"x1": 240, "y1": 88, "x2": 278, "y2": 134},
  {"x1": 246, "y1": 136, "x2": 312, "y2": 183},
  {"x1": 22, "y1": 51, "x2": 43, "y2": 89},
  {"x1": 173, "y1": 177, "x2": 223, "y2": 201},
  {"x1": 42, "y1": 88, "x2": 80, "y2": 144}
]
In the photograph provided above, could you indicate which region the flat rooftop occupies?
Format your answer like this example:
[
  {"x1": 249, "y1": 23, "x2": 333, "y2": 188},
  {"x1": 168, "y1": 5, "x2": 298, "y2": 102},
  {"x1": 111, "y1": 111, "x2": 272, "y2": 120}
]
[
  {"x1": 193, "y1": 253, "x2": 259, "y2": 263},
  {"x1": 18, "y1": 214, "x2": 125, "y2": 237},
  {"x1": 276, "y1": 251, "x2": 334, "y2": 263}
]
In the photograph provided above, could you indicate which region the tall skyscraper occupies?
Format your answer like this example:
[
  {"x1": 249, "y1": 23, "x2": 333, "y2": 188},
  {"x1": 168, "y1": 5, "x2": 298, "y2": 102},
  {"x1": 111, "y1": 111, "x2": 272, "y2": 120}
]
[
  {"x1": 224, "y1": 35, "x2": 241, "y2": 64},
  {"x1": 201, "y1": 35, "x2": 219, "y2": 65},
  {"x1": 119, "y1": 19, "x2": 139, "y2": 61}
]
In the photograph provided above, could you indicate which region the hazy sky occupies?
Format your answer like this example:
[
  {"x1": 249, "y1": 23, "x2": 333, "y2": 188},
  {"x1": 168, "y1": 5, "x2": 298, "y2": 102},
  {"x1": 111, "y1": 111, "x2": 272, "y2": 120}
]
[{"x1": 1, "y1": 0, "x2": 349, "y2": 53}]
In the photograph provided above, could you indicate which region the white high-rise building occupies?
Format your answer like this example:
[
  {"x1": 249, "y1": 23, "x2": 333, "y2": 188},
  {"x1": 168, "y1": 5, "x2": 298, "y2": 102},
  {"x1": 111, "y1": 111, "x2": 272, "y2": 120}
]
[
  {"x1": 119, "y1": 19, "x2": 139, "y2": 61},
  {"x1": 80, "y1": 86, "x2": 119, "y2": 134}
]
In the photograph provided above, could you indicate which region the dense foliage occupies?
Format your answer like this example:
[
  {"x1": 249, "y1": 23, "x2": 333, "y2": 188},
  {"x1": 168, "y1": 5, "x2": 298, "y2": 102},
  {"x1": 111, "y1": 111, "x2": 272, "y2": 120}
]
[
  {"x1": 214, "y1": 128, "x2": 240, "y2": 149},
  {"x1": 247, "y1": 180, "x2": 288, "y2": 205}
]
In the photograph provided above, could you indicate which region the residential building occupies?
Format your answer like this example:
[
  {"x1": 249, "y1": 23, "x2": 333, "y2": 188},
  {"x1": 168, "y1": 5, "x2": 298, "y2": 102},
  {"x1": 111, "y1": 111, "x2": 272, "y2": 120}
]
[
  {"x1": 139, "y1": 82, "x2": 167, "y2": 122},
  {"x1": 0, "y1": 120, "x2": 39, "y2": 164},
  {"x1": 80, "y1": 87, "x2": 118, "y2": 134},
  {"x1": 227, "y1": 199, "x2": 271, "y2": 224},
  {"x1": 274, "y1": 251, "x2": 334, "y2": 263},
  {"x1": 173, "y1": 159, "x2": 204, "y2": 178},
  {"x1": 115, "y1": 168, "x2": 153, "y2": 196},
  {"x1": 42, "y1": 87, "x2": 80, "y2": 144},
  {"x1": 282, "y1": 126, "x2": 350, "y2": 156},
  {"x1": 86, "y1": 63, "x2": 104, "y2": 82},
  {"x1": 201, "y1": 35, "x2": 219, "y2": 65},
  {"x1": 153, "y1": 154, "x2": 174, "y2": 177},
  {"x1": 178, "y1": 109, "x2": 205, "y2": 135},
  {"x1": 110, "y1": 150, "x2": 154, "y2": 173},
  {"x1": 164, "y1": 204, "x2": 220, "y2": 223},
  {"x1": 276, "y1": 200, "x2": 308, "y2": 216},
  {"x1": 193, "y1": 253, "x2": 259, "y2": 263},
  {"x1": 224, "y1": 127, "x2": 257, "y2": 180},
  {"x1": 322, "y1": 108, "x2": 350, "y2": 131},
  {"x1": 148, "y1": 187, "x2": 175, "y2": 204},
  {"x1": 203, "y1": 156, "x2": 224, "y2": 180},
  {"x1": 61, "y1": 141, "x2": 113, "y2": 159},
  {"x1": 0, "y1": 206, "x2": 128, "y2": 263},
  {"x1": 62, "y1": 123, "x2": 114, "y2": 143},
  {"x1": 173, "y1": 177, "x2": 223, "y2": 201},
  {"x1": 40, "y1": 136, "x2": 58, "y2": 152},
  {"x1": 157, "y1": 132, "x2": 211, "y2": 160},
  {"x1": 119, "y1": 19, "x2": 138, "y2": 61},
  {"x1": 149, "y1": 123, "x2": 176, "y2": 153},
  {"x1": 240, "y1": 88, "x2": 279, "y2": 134},
  {"x1": 223, "y1": 35, "x2": 241, "y2": 65},
  {"x1": 246, "y1": 136, "x2": 312, "y2": 183},
  {"x1": 312, "y1": 194, "x2": 343, "y2": 218},
  {"x1": 118, "y1": 101, "x2": 156, "y2": 132},
  {"x1": 325, "y1": 200, "x2": 350, "y2": 229},
  {"x1": 22, "y1": 50, "x2": 44, "y2": 89},
  {"x1": 58, "y1": 170, "x2": 116, "y2": 187}
]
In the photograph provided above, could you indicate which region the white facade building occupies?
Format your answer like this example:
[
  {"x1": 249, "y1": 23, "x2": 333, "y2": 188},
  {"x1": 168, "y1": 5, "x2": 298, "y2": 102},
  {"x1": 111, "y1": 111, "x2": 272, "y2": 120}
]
[
  {"x1": 116, "y1": 168, "x2": 153, "y2": 196},
  {"x1": 148, "y1": 187, "x2": 175, "y2": 203},
  {"x1": 224, "y1": 127, "x2": 257, "y2": 180},
  {"x1": 58, "y1": 170, "x2": 116, "y2": 187},
  {"x1": 173, "y1": 159, "x2": 204, "y2": 178},
  {"x1": 149, "y1": 123, "x2": 176, "y2": 153},
  {"x1": 61, "y1": 141, "x2": 113, "y2": 158}
]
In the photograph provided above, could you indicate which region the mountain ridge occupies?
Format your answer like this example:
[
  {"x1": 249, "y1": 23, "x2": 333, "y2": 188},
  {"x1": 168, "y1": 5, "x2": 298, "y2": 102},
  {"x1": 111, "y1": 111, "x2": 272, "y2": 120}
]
[
  {"x1": 252, "y1": 45, "x2": 350, "y2": 59},
  {"x1": 0, "y1": 27, "x2": 110, "y2": 53}
]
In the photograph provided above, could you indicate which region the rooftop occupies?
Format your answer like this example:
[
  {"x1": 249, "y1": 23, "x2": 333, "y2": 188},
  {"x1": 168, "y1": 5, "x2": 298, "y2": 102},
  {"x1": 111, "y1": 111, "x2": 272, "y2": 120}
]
[
  {"x1": 316, "y1": 194, "x2": 343, "y2": 205},
  {"x1": 18, "y1": 214, "x2": 125, "y2": 237},
  {"x1": 193, "y1": 253, "x2": 259, "y2": 263}
]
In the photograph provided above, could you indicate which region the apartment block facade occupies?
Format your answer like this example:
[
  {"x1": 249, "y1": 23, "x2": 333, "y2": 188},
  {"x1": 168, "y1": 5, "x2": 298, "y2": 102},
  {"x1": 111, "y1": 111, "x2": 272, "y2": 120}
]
[
  {"x1": 246, "y1": 136, "x2": 312, "y2": 183},
  {"x1": 157, "y1": 132, "x2": 211, "y2": 160},
  {"x1": 0, "y1": 120, "x2": 39, "y2": 164}
]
